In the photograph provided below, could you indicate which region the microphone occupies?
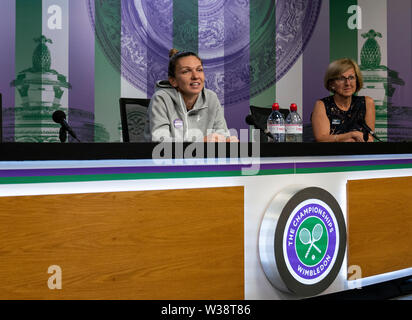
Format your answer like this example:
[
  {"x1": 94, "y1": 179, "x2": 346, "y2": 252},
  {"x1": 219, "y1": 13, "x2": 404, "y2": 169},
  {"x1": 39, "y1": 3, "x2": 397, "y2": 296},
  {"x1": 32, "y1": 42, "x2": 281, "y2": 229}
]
[
  {"x1": 245, "y1": 114, "x2": 275, "y2": 141},
  {"x1": 357, "y1": 119, "x2": 382, "y2": 142},
  {"x1": 52, "y1": 110, "x2": 81, "y2": 142}
]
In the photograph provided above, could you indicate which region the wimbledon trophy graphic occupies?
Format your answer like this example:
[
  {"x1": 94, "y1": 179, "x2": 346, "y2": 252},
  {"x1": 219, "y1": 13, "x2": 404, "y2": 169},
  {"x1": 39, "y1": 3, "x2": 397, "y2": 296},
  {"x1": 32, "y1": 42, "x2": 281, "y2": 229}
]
[
  {"x1": 5, "y1": 35, "x2": 108, "y2": 142},
  {"x1": 358, "y1": 29, "x2": 405, "y2": 141}
]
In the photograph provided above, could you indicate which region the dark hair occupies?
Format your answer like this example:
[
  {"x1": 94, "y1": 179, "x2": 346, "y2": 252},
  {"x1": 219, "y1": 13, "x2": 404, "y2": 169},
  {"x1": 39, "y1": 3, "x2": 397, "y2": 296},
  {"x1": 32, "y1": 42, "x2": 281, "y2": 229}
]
[{"x1": 168, "y1": 48, "x2": 202, "y2": 78}]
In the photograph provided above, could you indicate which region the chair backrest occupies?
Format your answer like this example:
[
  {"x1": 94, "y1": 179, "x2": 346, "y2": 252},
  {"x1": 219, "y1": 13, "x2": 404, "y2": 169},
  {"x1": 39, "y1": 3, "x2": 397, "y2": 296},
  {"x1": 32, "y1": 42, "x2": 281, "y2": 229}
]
[
  {"x1": 119, "y1": 98, "x2": 150, "y2": 142},
  {"x1": 250, "y1": 105, "x2": 289, "y2": 142}
]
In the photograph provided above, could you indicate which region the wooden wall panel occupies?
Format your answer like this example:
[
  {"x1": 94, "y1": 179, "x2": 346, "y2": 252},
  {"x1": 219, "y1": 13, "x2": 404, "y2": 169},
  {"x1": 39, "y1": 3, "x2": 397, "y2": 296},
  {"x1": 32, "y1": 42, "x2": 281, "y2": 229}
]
[
  {"x1": 347, "y1": 176, "x2": 412, "y2": 279},
  {"x1": 0, "y1": 187, "x2": 244, "y2": 299}
]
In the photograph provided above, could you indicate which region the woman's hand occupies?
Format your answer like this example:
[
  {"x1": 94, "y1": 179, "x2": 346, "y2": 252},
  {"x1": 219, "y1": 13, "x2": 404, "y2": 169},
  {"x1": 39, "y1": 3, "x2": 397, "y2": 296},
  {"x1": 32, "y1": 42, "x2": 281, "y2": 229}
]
[
  {"x1": 343, "y1": 131, "x2": 365, "y2": 142},
  {"x1": 204, "y1": 133, "x2": 239, "y2": 142},
  {"x1": 334, "y1": 130, "x2": 372, "y2": 142},
  {"x1": 226, "y1": 135, "x2": 239, "y2": 142}
]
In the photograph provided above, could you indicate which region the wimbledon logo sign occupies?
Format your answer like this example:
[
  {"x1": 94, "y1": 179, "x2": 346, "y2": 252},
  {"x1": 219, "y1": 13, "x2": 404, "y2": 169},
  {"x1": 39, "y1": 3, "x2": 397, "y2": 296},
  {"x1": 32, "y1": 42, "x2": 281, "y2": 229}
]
[
  {"x1": 259, "y1": 186, "x2": 346, "y2": 297},
  {"x1": 284, "y1": 200, "x2": 338, "y2": 285}
]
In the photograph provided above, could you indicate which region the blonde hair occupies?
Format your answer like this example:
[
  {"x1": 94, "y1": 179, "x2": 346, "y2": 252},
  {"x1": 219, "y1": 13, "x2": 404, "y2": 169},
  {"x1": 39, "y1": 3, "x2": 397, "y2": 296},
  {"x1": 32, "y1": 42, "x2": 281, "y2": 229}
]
[
  {"x1": 169, "y1": 48, "x2": 179, "y2": 58},
  {"x1": 324, "y1": 58, "x2": 363, "y2": 93}
]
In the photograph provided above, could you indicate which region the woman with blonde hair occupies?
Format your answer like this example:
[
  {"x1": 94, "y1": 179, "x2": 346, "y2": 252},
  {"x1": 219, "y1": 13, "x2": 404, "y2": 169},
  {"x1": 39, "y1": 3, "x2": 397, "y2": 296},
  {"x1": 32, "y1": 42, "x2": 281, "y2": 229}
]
[{"x1": 311, "y1": 58, "x2": 375, "y2": 142}]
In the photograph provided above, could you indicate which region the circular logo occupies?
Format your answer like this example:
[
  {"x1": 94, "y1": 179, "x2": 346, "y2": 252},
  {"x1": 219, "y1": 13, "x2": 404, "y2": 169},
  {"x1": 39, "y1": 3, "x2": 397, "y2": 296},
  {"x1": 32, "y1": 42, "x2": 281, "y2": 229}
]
[
  {"x1": 283, "y1": 200, "x2": 339, "y2": 286},
  {"x1": 173, "y1": 119, "x2": 183, "y2": 129},
  {"x1": 87, "y1": 0, "x2": 322, "y2": 104},
  {"x1": 259, "y1": 186, "x2": 346, "y2": 297}
]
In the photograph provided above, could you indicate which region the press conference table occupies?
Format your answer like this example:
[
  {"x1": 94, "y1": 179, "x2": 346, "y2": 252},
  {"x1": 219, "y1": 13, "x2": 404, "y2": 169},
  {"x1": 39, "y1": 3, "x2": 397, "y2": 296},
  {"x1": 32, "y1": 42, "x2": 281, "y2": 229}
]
[{"x1": 0, "y1": 142, "x2": 411, "y2": 299}]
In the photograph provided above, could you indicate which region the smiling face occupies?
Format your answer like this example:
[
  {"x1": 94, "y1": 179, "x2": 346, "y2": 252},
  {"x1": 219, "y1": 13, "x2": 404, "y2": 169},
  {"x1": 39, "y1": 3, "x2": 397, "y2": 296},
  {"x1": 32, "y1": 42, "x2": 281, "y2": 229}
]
[
  {"x1": 332, "y1": 68, "x2": 357, "y2": 98},
  {"x1": 169, "y1": 55, "x2": 205, "y2": 98}
]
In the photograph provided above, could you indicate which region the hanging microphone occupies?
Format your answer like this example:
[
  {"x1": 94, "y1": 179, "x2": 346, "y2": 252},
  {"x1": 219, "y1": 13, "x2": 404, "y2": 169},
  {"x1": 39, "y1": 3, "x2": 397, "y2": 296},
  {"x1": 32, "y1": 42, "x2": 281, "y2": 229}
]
[
  {"x1": 357, "y1": 119, "x2": 382, "y2": 142},
  {"x1": 52, "y1": 110, "x2": 81, "y2": 142},
  {"x1": 245, "y1": 114, "x2": 275, "y2": 141}
]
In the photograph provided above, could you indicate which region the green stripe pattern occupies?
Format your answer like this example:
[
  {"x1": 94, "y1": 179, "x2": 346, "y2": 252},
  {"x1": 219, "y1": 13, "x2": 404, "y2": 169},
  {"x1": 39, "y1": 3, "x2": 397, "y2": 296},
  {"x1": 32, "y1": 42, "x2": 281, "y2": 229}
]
[
  {"x1": 249, "y1": 0, "x2": 276, "y2": 108},
  {"x1": 173, "y1": 0, "x2": 198, "y2": 53},
  {"x1": 329, "y1": 0, "x2": 358, "y2": 62},
  {"x1": 15, "y1": 0, "x2": 43, "y2": 140},
  {"x1": 1, "y1": 162, "x2": 411, "y2": 185},
  {"x1": 94, "y1": 0, "x2": 121, "y2": 141}
]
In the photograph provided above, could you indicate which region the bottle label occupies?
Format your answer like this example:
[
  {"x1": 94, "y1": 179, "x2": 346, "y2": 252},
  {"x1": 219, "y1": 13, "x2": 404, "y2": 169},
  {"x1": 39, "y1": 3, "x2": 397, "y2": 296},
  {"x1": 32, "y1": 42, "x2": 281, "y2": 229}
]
[
  {"x1": 285, "y1": 124, "x2": 302, "y2": 134},
  {"x1": 268, "y1": 124, "x2": 285, "y2": 134}
]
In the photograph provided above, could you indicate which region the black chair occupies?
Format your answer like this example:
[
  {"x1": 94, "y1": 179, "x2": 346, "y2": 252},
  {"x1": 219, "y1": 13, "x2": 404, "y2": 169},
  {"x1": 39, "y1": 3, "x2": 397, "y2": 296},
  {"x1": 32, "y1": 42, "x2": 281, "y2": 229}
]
[
  {"x1": 119, "y1": 98, "x2": 150, "y2": 142},
  {"x1": 250, "y1": 105, "x2": 289, "y2": 142},
  {"x1": 303, "y1": 121, "x2": 315, "y2": 142}
]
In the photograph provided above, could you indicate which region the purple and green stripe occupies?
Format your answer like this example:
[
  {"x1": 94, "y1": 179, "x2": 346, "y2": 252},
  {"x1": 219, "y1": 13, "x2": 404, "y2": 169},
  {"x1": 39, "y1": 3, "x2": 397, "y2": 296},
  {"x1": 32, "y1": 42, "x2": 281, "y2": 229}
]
[
  {"x1": 1, "y1": 0, "x2": 411, "y2": 144},
  {"x1": 1, "y1": 158, "x2": 412, "y2": 184}
]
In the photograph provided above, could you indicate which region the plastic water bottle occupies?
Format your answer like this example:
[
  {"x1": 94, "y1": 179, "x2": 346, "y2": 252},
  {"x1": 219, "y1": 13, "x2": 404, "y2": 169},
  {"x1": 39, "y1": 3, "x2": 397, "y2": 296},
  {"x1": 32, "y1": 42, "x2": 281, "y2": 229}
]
[
  {"x1": 285, "y1": 103, "x2": 303, "y2": 142},
  {"x1": 267, "y1": 103, "x2": 285, "y2": 142}
]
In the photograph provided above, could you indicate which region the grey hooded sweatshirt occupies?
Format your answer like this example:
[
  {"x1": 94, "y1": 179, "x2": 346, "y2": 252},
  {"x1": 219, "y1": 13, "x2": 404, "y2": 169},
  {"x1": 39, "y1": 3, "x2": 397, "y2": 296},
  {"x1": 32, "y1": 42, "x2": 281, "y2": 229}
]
[{"x1": 144, "y1": 80, "x2": 230, "y2": 142}]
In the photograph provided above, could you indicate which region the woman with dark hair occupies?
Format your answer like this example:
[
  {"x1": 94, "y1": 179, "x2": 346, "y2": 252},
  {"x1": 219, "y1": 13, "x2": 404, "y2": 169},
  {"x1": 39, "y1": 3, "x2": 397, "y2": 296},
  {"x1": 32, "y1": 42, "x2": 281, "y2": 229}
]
[
  {"x1": 311, "y1": 58, "x2": 376, "y2": 142},
  {"x1": 144, "y1": 49, "x2": 237, "y2": 142}
]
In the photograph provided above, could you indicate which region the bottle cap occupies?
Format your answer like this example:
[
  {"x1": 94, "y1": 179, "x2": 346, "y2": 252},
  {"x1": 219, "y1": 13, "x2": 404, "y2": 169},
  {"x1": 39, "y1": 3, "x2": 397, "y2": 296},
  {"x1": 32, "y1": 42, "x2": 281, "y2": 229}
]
[
  {"x1": 272, "y1": 103, "x2": 279, "y2": 110},
  {"x1": 290, "y1": 103, "x2": 297, "y2": 112}
]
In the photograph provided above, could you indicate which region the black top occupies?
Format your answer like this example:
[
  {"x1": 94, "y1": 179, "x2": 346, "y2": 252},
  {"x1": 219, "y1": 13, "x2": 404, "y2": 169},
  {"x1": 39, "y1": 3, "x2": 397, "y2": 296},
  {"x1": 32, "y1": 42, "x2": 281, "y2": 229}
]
[{"x1": 321, "y1": 95, "x2": 365, "y2": 135}]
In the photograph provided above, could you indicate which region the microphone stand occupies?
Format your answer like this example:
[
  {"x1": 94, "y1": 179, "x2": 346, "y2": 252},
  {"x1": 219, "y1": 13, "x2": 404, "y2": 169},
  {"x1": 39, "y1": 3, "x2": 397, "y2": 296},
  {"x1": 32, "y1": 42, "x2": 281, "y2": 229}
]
[
  {"x1": 358, "y1": 121, "x2": 383, "y2": 142},
  {"x1": 59, "y1": 126, "x2": 67, "y2": 143},
  {"x1": 52, "y1": 110, "x2": 81, "y2": 143},
  {"x1": 361, "y1": 128, "x2": 369, "y2": 143},
  {"x1": 364, "y1": 128, "x2": 383, "y2": 142},
  {"x1": 372, "y1": 133, "x2": 383, "y2": 142},
  {"x1": 57, "y1": 123, "x2": 81, "y2": 143}
]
